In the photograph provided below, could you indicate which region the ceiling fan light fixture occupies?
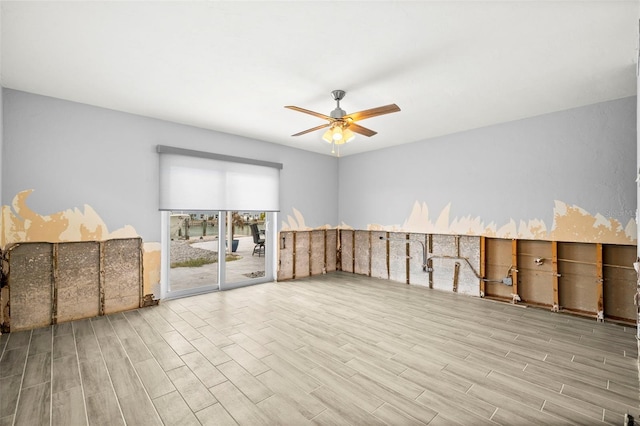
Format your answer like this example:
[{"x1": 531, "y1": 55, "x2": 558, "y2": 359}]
[
  {"x1": 332, "y1": 126, "x2": 343, "y2": 141},
  {"x1": 322, "y1": 129, "x2": 333, "y2": 143},
  {"x1": 343, "y1": 128, "x2": 355, "y2": 143},
  {"x1": 286, "y1": 89, "x2": 400, "y2": 154}
]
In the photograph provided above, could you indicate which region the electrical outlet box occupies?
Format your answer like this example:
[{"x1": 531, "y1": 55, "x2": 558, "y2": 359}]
[{"x1": 502, "y1": 277, "x2": 513, "y2": 286}]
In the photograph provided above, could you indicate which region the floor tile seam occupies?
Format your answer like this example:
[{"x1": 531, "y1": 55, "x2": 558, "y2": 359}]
[
  {"x1": 559, "y1": 383, "x2": 640, "y2": 413},
  {"x1": 88, "y1": 316, "x2": 134, "y2": 424},
  {"x1": 216, "y1": 360, "x2": 275, "y2": 404},
  {"x1": 484, "y1": 368, "x2": 574, "y2": 404},
  {"x1": 125, "y1": 311, "x2": 202, "y2": 384},
  {"x1": 540, "y1": 357, "x2": 638, "y2": 386},
  {"x1": 71, "y1": 321, "x2": 91, "y2": 426},
  {"x1": 604, "y1": 380, "x2": 640, "y2": 400},
  {"x1": 540, "y1": 398, "x2": 606, "y2": 424},
  {"x1": 602, "y1": 356, "x2": 640, "y2": 369},
  {"x1": 312, "y1": 367, "x2": 387, "y2": 408},
  {"x1": 160, "y1": 329, "x2": 200, "y2": 357},
  {"x1": 164, "y1": 363, "x2": 220, "y2": 409},
  {"x1": 521, "y1": 350, "x2": 632, "y2": 379},
  {"x1": 194, "y1": 325, "x2": 236, "y2": 349},
  {"x1": 138, "y1": 309, "x2": 177, "y2": 335},
  {"x1": 0, "y1": 335, "x2": 8, "y2": 360},
  {"x1": 414, "y1": 386, "x2": 494, "y2": 423},
  {"x1": 221, "y1": 345, "x2": 270, "y2": 376},
  {"x1": 351, "y1": 365, "x2": 426, "y2": 401},
  {"x1": 227, "y1": 333, "x2": 273, "y2": 359},
  {"x1": 306, "y1": 406, "x2": 330, "y2": 423},
  {"x1": 211, "y1": 377, "x2": 273, "y2": 423},
  {"x1": 569, "y1": 357, "x2": 640, "y2": 380},
  {"x1": 522, "y1": 363, "x2": 614, "y2": 392},
  {"x1": 510, "y1": 373, "x2": 608, "y2": 421},
  {"x1": 311, "y1": 382, "x2": 386, "y2": 415},
  {"x1": 11, "y1": 329, "x2": 33, "y2": 423},
  {"x1": 578, "y1": 333, "x2": 635, "y2": 352},
  {"x1": 167, "y1": 382, "x2": 217, "y2": 415},
  {"x1": 537, "y1": 399, "x2": 589, "y2": 424},
  {"x1": 379, "y1": 400, "x2": 435, "y2": 425}
]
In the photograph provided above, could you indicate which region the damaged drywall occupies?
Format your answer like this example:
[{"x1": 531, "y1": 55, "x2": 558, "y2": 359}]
[
  {"x1": 278, "y1": 229, "x2": 637, "y2": 323},
  {"x1": 3, "y1": 238, "x2": 142, "y2": 331},
  {"x1": 0, "y1": 190, "x2": 158, "y2": 331},
  {"x1": 283, "y1": 197, "x2": 636, "y2": 246}
]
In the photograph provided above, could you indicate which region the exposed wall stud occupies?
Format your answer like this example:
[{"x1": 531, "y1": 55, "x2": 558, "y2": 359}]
[
  {"x1": 352, "y1": 230, "x2": 356, "y2": 274},
  {"x1": 551, "y1": 241, "x2": 560, "y2": 311},
  {"x1": 511, "y1": 239, "x2": 519, "y2": 303},
  {"x1": 453, "y1": 262, "x2": 460, "y2": 292},
  {"x1": 323, "y1": 230, "x2": 328, "y2": 274},
  {"x1": 480, "y1": 236, "x2": 486, "y2": 297},
  {"x1": 337, "y1": 229, "x2": 342, "y2": 271},
  {"x1": 51, "y1": 243, "x2": 58, "y2": 325},
  {"x1": 138, "y1": 239, "x2": 144, "y2": 308},
  {"x1": 292, "y1": 231, "x2": 297, "y2": 279},
  {"x1": 309, "y1": 231, "x2": 313, "y2": 277},
  {"x1": 406, "y1": 233, "x2": 410, "y2": 284},
  {"x1": 368, "y1": 231, "x2": 372, "y2": 277},
  {"x1": 98, "y1": 241, "x2": 105, "y2": 316},
  {"x1": 596, "y1": 242, "x2": 604, "y2": 321},
  {"x1": 386, "y1": 231, "x2": 390, "y2": 280}
]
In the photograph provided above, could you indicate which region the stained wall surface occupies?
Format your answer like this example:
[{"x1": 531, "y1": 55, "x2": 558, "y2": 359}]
[
  {"x1": 337, "y1": 97, "x2": 636, "y2": 246},
  {"x1": 2, "y1": 89, "x2": 339, "y2": 242}
]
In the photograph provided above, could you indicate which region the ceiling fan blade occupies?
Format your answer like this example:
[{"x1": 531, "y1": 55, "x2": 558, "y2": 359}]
[
  {"x1": 344, "y1": 104, "x2": 401, "y2": 122},
  {"x1": 285, "y1": 105, "x2": 332, "y2": 121},
  {"x1": 348, "y1": 123, "x2": 377, "y2": 137},
  {"x1": 291, "y1": 123, "x2": 331, "y2": 137}
]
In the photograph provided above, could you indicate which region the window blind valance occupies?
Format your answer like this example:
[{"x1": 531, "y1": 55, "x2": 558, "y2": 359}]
[{"x1": 157, "y1": 145, "x2": 281, "y2": 212}]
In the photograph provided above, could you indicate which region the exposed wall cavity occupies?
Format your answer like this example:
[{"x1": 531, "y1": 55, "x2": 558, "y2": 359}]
[
  {"x1": 278, "y1": 230, "x2": 637, "y2": 323},
  {"x1": 277, "y1": 229, "x2": 338, "y2": 281},
  {"x1": 3, "y1": 238, "x2": 142, "y2": 331},
  {"x1": 0, "y1": 190, "x2": 161, "y2": 331}
]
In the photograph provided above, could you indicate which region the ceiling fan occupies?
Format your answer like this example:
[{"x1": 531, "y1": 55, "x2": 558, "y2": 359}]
[{"x1": 285, "y1": 90, "x2": 400, "y2": 154}]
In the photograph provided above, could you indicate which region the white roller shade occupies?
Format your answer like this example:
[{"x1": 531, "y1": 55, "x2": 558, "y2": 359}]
[{"x1": 158, "y1": 145, "x2": 281, "y2": 211}]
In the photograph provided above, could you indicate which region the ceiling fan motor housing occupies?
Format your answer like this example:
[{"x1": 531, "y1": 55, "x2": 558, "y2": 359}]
[
  {"x1": 330, "y1": 90, "x2": 347, "y2": 118},
  {"x1": 330, "y1": 107, "x2": 346, "y2": 119}
]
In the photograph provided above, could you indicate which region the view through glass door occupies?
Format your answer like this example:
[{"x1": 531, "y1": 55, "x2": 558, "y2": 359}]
[
  {"x1": 167, "y1": 210, "x2": 269, "y2": 296},
  {"x1": 224, "y1": 211, "x2": 268, "y2": 286},
  {"x1": 169, "y1": 211, "x2": 220, "y2": 293}
]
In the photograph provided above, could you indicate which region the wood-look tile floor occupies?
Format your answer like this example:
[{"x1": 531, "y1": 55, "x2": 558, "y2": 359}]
[{"x1": 1, "y1": 272, "x2": 638, "y2": 425}]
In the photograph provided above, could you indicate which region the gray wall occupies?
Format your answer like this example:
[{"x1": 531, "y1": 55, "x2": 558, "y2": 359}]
[
  {"x1": 3, "y1": 89, "x2": 636, "y2": 245},
  {"x1": 2, "y1": 89, "x2": 338, "y2": 242},
  {"x1": 0, "y1": 85, "x2": 3, "y2": 206},
  {"x1": 338, "y1": 97, "x2": 636, "y2": 235}
]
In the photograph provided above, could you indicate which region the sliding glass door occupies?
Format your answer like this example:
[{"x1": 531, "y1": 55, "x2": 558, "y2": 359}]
[
  {"x1": 157, "y1": 145, "x2": 281, "y2": 299},
  {"x1": 161, "y1": 210, "x2": 275, "y2": 298}
]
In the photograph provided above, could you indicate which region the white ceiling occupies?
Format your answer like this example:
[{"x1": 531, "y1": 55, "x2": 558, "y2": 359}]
[{"x1": 1, "y1": 1, "x2": 638, "y2": 156}]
